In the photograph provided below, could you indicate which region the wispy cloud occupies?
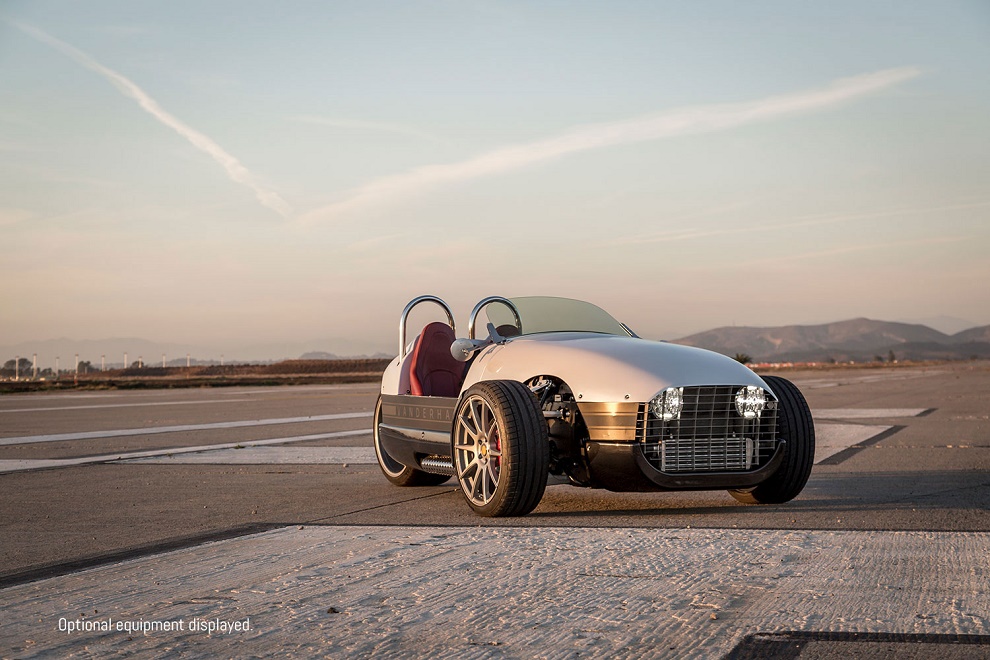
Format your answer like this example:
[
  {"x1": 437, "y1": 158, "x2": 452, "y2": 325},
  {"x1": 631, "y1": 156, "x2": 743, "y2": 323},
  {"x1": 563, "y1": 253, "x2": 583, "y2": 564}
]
[
  {"x1": 0, "y1": 208, "x2": 33, "y2": 228},
  {"x1": 299, "y1": 67, "x2": 921, "y2": 224},
  {"x1": 13, "y1": 21, "x2": 291, "y2": 218},
  {"x1": 609, "y1": 199, "x2": 990, "y2": 247},
  {"x1": 291, "y1": 116, "x2": 440, "y2": 142},
  {"x1": 739, "y1": 235, "x2": 965, "y2": 268}
]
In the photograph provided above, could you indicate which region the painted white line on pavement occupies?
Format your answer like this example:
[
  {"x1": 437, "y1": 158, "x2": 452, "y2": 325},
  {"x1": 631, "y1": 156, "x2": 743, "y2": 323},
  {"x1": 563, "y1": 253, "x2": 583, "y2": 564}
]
[
  {"x1": 0, "y1": 399, "x2": 254, "y2": 414},
  {"x1": 814, "y1": 408, "x2": 927, "y2": 419},
  {"x1": 1, "y1": 526, "x2": 986, "y2": 658},
  {"x1": 0, "y1": 412, "x2": 373, "y2": 446},
  {"x1": 122, "y1": 446, "x2": 378, "y2": 465},
  {"x1": 814, "y1": 423, "x2": 892, "y2": 463},
  {"x1": 0, "y1": 430, "x2": 371, "y2": 474}
]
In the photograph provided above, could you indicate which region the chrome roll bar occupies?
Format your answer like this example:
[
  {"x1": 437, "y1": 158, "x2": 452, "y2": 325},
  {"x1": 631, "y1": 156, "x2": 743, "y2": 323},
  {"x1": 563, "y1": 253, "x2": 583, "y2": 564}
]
[
  {"x1": 398, "y1": 295, "x2": 456, "y2": 359},
  {"x1": 467, "y1": 296, "x2": 522, "y2": 340}
]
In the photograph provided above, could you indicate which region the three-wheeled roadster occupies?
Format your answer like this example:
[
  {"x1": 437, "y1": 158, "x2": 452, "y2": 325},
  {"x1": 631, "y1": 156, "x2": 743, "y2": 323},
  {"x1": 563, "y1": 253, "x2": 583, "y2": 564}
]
[{"x1": 374, "y1": 295, "x2": 815, "y2": 517}]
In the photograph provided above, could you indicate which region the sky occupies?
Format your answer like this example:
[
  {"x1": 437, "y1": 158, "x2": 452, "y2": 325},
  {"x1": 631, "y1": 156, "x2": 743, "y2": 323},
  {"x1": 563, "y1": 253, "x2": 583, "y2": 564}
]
[{"x1": 2, "y1": 1, "x2": 989, "y2": 359}]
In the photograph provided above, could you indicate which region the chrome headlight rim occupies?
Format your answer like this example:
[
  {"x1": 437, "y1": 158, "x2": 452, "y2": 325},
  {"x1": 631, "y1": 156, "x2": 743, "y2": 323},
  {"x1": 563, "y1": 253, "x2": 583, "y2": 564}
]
[
  {"x1": 650, "y1": 386, "x2": 684, "y2": 421},
  {"x1": 735, "y1": 385, "x2": 767, "y2": 419}
]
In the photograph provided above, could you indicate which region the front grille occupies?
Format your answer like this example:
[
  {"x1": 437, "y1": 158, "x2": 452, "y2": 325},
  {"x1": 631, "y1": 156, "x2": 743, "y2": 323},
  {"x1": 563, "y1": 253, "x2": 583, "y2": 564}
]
[{"x1": 638, "y1": 385, "x2": 778, "y2": 473}]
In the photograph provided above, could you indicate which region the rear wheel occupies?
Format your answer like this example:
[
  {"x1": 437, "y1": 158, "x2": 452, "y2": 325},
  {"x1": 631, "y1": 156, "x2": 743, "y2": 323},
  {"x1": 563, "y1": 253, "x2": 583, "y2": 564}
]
[
  {"x1": 452, "y1": 381, "x2": 549, "y2": 517},
  {"x1": 729, "y1": 376, "x2": 815, "y2": 504},
  {"x1": 373, "y1": 396, "x2": 450, "y2": 487}
]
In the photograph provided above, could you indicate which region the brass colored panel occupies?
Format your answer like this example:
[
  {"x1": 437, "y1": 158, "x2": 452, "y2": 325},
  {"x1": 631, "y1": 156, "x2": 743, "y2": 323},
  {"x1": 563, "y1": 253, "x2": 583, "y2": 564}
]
[{"x1": 577, "y1": 401, "x2": 640, "y2": 443}]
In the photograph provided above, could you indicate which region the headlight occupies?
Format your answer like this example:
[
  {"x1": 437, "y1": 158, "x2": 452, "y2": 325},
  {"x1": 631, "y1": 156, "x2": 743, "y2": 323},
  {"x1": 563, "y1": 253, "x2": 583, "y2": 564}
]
[
  {"x1": 650, "y1": 387, "x2": 683, "y2": 421},
  {"x1": 735, "y1": 386, "x2": 767, "y2": 419}
]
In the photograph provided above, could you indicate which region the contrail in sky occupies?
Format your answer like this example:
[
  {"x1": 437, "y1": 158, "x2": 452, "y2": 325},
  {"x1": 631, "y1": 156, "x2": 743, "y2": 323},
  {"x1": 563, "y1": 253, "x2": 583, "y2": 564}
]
[
  {"x1": 14, "y1": 22, "x2": 292, "y2": 218},
  {"x1": 300, "y1": 67, "x2": 921, "y2": 224}
]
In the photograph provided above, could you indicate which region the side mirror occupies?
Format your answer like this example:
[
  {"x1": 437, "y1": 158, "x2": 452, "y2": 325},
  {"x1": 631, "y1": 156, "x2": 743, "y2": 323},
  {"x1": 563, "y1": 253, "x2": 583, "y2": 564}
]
[{"x1": 450, "y1": 338, "x2": 488, "y2": 362}]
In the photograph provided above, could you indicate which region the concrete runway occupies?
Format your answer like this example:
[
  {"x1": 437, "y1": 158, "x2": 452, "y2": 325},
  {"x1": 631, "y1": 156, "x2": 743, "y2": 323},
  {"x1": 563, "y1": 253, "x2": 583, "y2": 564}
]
[{"x1": 1, "y1": 363, "x2": 988, "y2": 657}]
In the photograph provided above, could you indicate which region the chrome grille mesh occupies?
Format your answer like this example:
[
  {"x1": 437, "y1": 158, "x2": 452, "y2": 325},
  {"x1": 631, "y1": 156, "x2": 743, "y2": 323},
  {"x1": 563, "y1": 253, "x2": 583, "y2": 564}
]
[{"x1": 638, "y1": 386, "x2": 778, "y2": 473}]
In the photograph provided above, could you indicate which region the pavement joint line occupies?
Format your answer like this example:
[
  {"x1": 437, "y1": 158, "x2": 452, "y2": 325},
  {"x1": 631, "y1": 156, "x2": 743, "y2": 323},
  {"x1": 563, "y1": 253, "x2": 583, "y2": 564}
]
[
  {"x1": 0, "y1": 523, "x2": 287, "y2": 590},
  {"x1": 0, "y1": 411, "x2": 373, "y2": 446},
  {"x1": 0, "y1": 429, "x2": 371, "y2": 474},
  {"x1": 306, "y1": 489, "x2": 457, "y2": 524}
]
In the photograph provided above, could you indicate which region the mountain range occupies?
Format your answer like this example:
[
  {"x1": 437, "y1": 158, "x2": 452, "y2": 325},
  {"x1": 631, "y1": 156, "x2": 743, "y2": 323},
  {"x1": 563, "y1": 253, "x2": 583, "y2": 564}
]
[{"x1": 673, "y1": 318, "x2": 990, "y2": 363}]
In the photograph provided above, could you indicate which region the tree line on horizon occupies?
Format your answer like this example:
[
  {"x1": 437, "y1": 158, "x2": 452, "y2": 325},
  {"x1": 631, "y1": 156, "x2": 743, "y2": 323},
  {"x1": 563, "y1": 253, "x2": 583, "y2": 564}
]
[{"x1": 0, "y1": 357, "x2": 164, "y2": 379}]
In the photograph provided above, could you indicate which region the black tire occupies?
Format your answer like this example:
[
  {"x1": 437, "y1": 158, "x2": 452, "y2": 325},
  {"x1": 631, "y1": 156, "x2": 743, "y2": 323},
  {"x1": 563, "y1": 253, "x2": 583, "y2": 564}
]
[
  {"x1": 452, "y1": 381, "x2": 549, "y2": 517},
  {"x1": 373, "y1": 396, "x2": 450, "y2": 487},
  {"x1": 729, "y1": 376, "x2": 815, "y2": 504}
]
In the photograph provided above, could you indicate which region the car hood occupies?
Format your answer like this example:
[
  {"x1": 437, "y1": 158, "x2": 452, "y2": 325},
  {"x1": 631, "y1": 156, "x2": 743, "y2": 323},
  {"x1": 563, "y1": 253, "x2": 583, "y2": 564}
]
[{"x1": 462, "y1": 332, "x2": 770, "y2": 402}]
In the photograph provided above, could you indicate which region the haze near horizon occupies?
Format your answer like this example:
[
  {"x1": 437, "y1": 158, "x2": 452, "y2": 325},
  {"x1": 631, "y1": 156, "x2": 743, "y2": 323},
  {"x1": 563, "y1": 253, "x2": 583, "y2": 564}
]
[{"x1": 2, "y1": 2, "x2": 989, "y2": 357}]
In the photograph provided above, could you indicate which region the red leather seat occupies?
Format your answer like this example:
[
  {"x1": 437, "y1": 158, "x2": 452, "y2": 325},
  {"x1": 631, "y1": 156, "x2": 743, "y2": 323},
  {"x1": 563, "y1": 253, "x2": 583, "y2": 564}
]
[{"x1": 408, "y1": 322, "x2": 465, "y2": 397}]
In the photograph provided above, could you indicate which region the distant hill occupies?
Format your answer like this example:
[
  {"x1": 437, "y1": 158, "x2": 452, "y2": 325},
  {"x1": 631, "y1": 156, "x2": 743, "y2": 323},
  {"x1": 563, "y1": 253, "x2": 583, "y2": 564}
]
[
  {"x1": 953, "y1": 326, "x2": 990, "y2": 344},
  {"x1": 299, "y1": 351, "x2": 341, "y2": 360},
  {"x1": 674, "y1": 319, "x2": 990, "y2": 362},
  {"x1": 897, "y1": 315, "x2": 979, "y2": 335}
]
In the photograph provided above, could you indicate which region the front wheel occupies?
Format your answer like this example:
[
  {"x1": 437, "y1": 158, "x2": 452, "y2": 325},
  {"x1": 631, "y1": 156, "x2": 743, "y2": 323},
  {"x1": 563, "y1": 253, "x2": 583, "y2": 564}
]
[
  {"x1": 729, "y1": 375, "x2": 815, "y2": 504},
  {"x1": 373, "y1": 396, "x2": 450, "y2": 487},
  {"x1": 452, "y1": 381, "x2": 549, "y2": 517}
]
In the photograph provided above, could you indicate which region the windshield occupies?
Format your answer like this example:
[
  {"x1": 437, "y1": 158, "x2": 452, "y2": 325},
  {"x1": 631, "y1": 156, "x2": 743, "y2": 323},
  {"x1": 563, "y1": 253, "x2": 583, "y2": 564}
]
[{"x1": 486, "y1": 296, "x2": 630, "y2": 337}]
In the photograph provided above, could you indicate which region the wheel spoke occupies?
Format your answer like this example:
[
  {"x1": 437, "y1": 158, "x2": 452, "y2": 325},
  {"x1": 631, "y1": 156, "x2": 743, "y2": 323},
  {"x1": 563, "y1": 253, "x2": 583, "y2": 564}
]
[
  {"x1": 460, "y1": 455, "x2": 479, "y2": 474},
  {"x1": 463, "y1": 463, "x2": 480, "y2": 498},
  {"x1": 456, "y1": 424, "x2": 479, "y2": 448},
  {"x1": 459, "y1": 406, "x2": 480, "y2": 440},
  {"x1": 481, "y1": 467, "x2": 491, "y2": 502},
  {"x1": 487, "y1": 462, "x2": 500, "y2": 489},
  {"x1": 471, "y1": 400, "x2": 486, "y2": 437}
]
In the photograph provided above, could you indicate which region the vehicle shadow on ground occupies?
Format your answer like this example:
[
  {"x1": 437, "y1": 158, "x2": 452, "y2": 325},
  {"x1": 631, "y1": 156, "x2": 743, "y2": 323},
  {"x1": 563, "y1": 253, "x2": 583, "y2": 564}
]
[{"x1": 526, "y1": 471, "x2": 990, "y2": 529}]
